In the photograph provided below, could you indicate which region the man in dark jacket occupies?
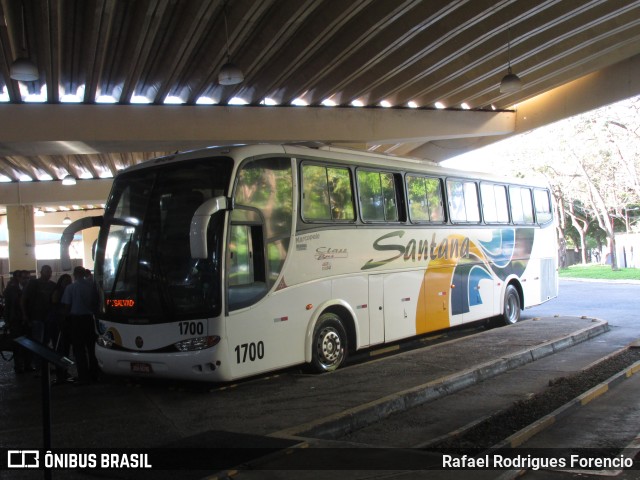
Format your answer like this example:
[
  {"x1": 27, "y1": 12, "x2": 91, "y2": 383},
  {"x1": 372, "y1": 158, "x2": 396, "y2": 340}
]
[{"x1": 22, "y1": 265, "x2": 56, "y2": 347}]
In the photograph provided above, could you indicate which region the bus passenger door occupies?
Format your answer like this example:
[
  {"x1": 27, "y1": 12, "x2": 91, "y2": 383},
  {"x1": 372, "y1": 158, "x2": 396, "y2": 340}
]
[{"x1": 368, "y1": 275, "x2": 384, "y2": 346}]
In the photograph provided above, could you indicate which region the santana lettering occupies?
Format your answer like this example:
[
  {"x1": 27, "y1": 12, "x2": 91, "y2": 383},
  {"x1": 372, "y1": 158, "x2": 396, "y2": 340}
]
[{"x1": 361, "y1": 231, "x2": 470, "y2": 270}]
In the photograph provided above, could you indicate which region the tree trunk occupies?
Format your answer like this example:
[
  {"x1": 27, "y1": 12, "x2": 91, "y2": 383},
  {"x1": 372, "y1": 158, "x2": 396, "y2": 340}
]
[
  {"x1": 608, "y1": 233, "x2": 618, "y2": 270},
  {"x1": 574, "y1": 157, "x2": 618, "y2": 270},
  {"x1": 566, "y1": 203, "x2": 589, "y2": 264}
]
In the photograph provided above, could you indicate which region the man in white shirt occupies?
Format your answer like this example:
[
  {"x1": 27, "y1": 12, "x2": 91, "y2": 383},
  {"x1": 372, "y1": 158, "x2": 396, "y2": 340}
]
[{"x1": 62, "y1": 266, "x2": 98, "y2": 385}]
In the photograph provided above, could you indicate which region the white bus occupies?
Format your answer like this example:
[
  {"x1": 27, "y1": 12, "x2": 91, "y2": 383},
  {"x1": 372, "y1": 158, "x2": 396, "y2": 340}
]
[{"x1": 63, "y1": 144, "x2": 558, "y2": 382}]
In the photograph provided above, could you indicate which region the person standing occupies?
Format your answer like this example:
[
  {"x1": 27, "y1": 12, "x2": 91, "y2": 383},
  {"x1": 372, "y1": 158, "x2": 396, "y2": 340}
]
[
  {"x1": 61, "y1": 266, "x2": 98, "y2": 385},
  {"x1": 4, "y1": 270, "x2": 32, "y2": 373},
  {"x1": 49, "y1": 274, "x2": 73, "y2": 384},
  {"x1": 22, "y1": 265, "x2": 56, "y2": 348}
]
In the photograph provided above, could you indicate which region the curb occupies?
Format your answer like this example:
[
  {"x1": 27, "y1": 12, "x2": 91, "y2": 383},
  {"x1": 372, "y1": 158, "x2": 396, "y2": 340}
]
[
  {"x1": 418, "y1": 342, "x2": 635, "y2": 451},
  {"x1": 272, "y1": 318, "x2": 609, "y2": 441},
  {"x1": 494, "y1": 358, "x2": 640, "y2": 449},
  {"x1": 493, "y1": 357, "x2": 640, "y2": 480}
]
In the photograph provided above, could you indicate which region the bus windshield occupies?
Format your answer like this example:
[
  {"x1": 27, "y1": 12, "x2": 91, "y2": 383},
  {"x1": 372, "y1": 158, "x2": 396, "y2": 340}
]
[{"x1": 96, "y1": 156, "x2": 233, "y2": 323}]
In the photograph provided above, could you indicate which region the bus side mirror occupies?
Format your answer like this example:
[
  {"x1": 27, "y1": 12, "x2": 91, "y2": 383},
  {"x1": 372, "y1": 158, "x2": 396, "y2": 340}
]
[
  {"x1": 190, "y1": 196, "x2": 229, "y2": 259},
  {"x1": 60, "y1": 216, "x2": 103, "y2": 271}
]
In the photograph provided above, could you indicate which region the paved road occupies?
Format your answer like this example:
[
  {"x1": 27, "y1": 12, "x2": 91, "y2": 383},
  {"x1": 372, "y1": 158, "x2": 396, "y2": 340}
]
[
  {"x1": 523, "y1": 279, "x2": 640, "y2": 325},
  {"x1": 523, "y1": 279, "x2": 640, "y2": 356}
]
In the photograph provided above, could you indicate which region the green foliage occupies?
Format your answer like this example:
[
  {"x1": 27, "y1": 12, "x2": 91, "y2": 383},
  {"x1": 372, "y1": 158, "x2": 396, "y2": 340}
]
[{"x1": 559, "y1": 265, "x2": 640, "y2": 280}]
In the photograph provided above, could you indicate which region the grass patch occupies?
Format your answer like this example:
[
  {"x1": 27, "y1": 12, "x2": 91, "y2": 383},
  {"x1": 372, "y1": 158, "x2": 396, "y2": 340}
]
[{"x1": 559, "y1": 264, "x2": 640, "y2": 280}]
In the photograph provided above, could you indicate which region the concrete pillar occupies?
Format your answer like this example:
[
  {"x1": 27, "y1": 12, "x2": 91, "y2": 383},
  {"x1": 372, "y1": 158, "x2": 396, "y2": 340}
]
[
  {"x1": 82, "y1": 226, "x2": 100, "y2": 271},
  {"x1": 7, "y1": 205, "x2": 37, "y2": 273}
]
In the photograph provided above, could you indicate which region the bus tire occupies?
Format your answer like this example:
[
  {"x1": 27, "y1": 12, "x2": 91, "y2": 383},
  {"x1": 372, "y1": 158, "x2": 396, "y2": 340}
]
[
  {"x1": 310, "y1": 313, "x2": 348, "y2": 373},
  {"x1": 501, "y1": 285, "x2": 521, "y2": 325}
]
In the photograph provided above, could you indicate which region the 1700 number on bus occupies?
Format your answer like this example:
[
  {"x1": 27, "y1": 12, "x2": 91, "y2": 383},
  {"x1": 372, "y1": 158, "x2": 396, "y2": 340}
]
[
  {"x1": 234, "y1": 342, "x2": 265, "y2": 364},
  {"x1": 178, "y1": 321, "x2": 204, "y2": 336}
]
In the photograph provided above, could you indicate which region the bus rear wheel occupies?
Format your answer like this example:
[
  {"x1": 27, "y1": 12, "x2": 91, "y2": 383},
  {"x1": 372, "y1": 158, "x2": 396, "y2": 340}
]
[
  {"x1": 310, "y1": 313, "x2": 348, "y2": 373},
  {"x1": 501, "y1": 285, "x2": 521, "y2": 326}
]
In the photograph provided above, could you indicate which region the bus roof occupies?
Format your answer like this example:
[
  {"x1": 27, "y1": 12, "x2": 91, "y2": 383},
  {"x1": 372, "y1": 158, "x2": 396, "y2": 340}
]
[{"x1": 116, "y1": 143, "x2": 549, "y2": 188}]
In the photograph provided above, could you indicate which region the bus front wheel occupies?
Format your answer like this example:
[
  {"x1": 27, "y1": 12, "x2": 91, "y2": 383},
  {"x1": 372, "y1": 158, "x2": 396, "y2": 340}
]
[
  {"x1": 501, "y1": 285, "x2": 521, "y2": 326},
  {"x1": 310, "y1": 313, "x2": 348, "y2": 373}
]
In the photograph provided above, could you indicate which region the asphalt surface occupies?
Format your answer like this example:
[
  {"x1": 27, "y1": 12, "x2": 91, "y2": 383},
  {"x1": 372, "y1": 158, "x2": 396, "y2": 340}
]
[{"x1": 4, "y1": 311, "x2": 639, "y2": 480}]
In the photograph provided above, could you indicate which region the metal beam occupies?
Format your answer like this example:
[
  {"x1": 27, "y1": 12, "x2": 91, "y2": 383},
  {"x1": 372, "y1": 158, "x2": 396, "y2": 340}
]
[
  {"x1": 408, "y1": 52, "x2": 640, "y2": 162},
  {"x1": 0, "y1": 104, "x2": 515, "y2": 156},
  {"x1": 0, "y1": 178, "x2": 112, "y2": 206}
]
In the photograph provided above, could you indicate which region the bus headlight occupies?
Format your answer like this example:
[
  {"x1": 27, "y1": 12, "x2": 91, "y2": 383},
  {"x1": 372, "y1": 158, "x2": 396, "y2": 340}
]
[
  {"x1": 97, "y1": 331, "x2": 115, "y2": 348},
  {"x1": 174, "y1": 335, "x2": 221, "y2": 352}
]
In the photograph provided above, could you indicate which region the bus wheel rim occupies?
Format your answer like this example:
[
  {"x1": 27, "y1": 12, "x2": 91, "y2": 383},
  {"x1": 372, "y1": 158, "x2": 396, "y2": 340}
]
[{"x1": 317, "y1": 327, "x2": 342, "y2": 366}]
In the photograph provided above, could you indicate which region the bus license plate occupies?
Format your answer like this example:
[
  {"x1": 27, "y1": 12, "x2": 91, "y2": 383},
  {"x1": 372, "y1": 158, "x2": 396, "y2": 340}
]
[{"x1": 130, "y1": 362, "x2": 153, "y2": 374}]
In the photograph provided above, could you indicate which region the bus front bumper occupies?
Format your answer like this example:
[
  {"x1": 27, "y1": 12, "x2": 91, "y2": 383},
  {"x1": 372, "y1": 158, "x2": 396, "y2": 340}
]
[{"x1": 95, "y1": 345, "x2": 229, "y2": 382}]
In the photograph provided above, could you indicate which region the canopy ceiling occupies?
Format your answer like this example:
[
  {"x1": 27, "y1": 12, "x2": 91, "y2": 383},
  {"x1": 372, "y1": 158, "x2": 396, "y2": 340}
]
[{"x1": 0, "y1": 0, "x2": 639, "y2": 187}]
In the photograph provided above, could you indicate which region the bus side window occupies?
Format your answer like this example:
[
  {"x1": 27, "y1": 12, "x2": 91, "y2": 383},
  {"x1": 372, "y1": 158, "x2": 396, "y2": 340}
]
[
  {"x1": 357, "y1": 170, "x2": 399, "y2": 222},
  {"x1": 510, "y1": 186, "x2": 535, "y2": 225},
  {"x1": 229, "y1": 224, "x2": 253, "y2": 286},
  {"x1": 233, "y1": 156, "x2": 293, "y2": 295},
  {"x1": 481, "y1": 183, "x2": 509, "y2": 223},
  {"x1": 302, "y1": 164, "x2": 355, "y2": 222},
  {"x1": 228, "y1": 222, "x2": 266, "y2": 310},
  {"x1": 534, "y1": 188, "x2": 553, "y2": 224},
  {"x1": 447, "y1": 179, "x2": 480, "y2": 223},
  {"x1": 406, "y1": 175, "x2": 444, "y2": 223}
]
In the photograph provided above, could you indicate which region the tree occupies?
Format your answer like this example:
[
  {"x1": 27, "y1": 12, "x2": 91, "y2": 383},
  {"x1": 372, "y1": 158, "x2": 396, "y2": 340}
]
[
  {"x1": 452, "y1": 95, "x2": 640, "y2": 269},
  {"x1": 565, "y1": 201, "x2": 590, "y2": 265}
]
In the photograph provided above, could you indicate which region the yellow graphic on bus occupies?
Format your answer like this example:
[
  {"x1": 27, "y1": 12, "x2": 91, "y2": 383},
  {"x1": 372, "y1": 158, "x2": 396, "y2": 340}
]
[{"x1": 416, "y1": 235, "x2": 490, "y2": 335}]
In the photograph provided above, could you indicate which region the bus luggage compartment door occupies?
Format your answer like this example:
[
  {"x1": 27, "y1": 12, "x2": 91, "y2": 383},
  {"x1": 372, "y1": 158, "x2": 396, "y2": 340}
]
[{"x1": 371, "y1": 272, "x2": 424, "y2": 343}]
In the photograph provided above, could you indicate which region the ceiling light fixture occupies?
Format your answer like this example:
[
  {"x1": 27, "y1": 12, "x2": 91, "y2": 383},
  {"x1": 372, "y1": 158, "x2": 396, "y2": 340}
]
[
  {"x1": 218, "y1": 2, "x2": 244, "y2": 86},
  {"x1": 62, "y1": 175, "x2": 76, "y2": 185},
  {"x1": 11, "y1": 58, "x2": 38, "y2": 82},
  {"x1": 500, "y1": 28, "x2": 522, "y2": 93},
  {"x1": 10, "y1": 2, "x2": 38, "y2": 82},
  {"x1": 62, "y1": 159, "x2": 76, "y2": 185},
  {"x1": 62, "y1": 216, "x2": 72, "y2": 225}
]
